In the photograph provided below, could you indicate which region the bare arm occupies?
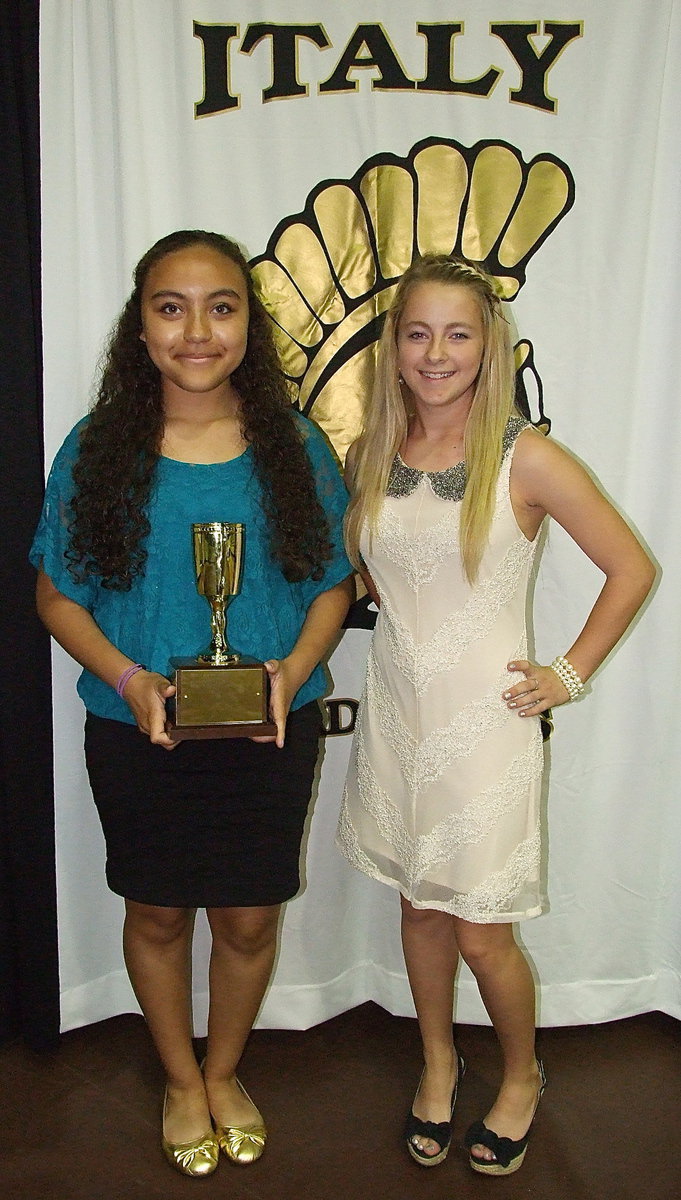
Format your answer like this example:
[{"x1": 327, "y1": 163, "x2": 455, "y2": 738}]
[
  {"x1": 355, "y1": 562, "x2": 381, "y2": 610},
  {"x1": 36, "y1": 568, "x2": 177, "y2": 748},
  {"x1": 260, "y1": 575, "x2": 355, "y2": 747},
  {"x1": 504, "y1": 430, "x2": 656, "y2": 715}
]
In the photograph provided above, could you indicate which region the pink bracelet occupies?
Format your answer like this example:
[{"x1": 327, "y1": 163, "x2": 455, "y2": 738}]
[{"x1": 115, "y1": 663, "x2": 145, "y2": 697}]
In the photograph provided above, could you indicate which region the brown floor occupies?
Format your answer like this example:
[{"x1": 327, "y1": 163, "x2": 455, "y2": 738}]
[{"x1": 1, "y1": 1002, "x2": 678, "y2": 1200}]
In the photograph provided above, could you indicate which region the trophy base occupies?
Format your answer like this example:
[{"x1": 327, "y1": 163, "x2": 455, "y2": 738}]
[{"x1": 168, "y1": 656, "x2": 276, "y2": 741}]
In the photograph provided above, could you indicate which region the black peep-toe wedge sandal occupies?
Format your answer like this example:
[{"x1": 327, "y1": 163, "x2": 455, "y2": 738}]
[
  {"x1": 464, "y1": 1059, "x2": 546, "y2": 1176},
  {"x1": 405, "y1": 1052, "x2": 465, "y2": 1167}
]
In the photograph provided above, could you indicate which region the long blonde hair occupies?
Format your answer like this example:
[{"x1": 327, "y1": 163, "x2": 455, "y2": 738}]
[{"x1": 344, "y1": 255, "x2": 516, "y2": 584}]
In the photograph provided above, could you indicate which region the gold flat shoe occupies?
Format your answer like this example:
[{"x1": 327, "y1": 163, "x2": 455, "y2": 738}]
[
  {"x1": 213, "y1": 1079, "x2": 267, "y2": 1165},
  {"x1": 162, "y1": 1087, "x2": 219, "y2": 1177}
]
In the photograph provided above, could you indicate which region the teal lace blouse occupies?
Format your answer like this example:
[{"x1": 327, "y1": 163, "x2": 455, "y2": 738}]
[{"x1": 31, "y1": 414, "x2": 351, "y2": 724}]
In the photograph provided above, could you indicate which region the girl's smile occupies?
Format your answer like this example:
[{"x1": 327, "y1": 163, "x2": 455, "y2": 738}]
[
  {"x1": 140, "y1": 245, "x2": 250, "y2": 404},
  {"x1": 397, "y1": 281, "x2": 484, "y2": 414}
]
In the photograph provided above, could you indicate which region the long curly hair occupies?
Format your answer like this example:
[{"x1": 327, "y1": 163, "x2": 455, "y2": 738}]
[{"x1": 67, "y1": 230, "x2": 333, "y2": 588}]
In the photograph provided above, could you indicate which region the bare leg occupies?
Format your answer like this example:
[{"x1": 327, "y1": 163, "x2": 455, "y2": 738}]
[
  {"x1": 123, "y1": 900, "x2": 210, "y2": 1142},
  {"x1": 453, "y1": 918, "x2": 542, "y2": 1162},
  {"x1": 202, "y1": 905, "x2": 280, "y2": 1126},
  {"x1": 400, "y1": 897, "x2": 461, "y2": 1157}
]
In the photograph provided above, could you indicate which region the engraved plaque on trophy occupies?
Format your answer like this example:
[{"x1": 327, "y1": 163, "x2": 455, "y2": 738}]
[{"x1": 168, "y1": 522, "x2": 276, "y2": 740}]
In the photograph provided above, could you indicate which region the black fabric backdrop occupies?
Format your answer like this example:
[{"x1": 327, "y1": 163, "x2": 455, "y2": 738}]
[{"x1": 0, "y1": 0, "x2": 59, "y2": 1048}]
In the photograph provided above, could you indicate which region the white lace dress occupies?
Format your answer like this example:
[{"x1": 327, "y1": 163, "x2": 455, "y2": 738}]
[{"x1": 337, "y1": 420, "x2": 545, "y2": 922}]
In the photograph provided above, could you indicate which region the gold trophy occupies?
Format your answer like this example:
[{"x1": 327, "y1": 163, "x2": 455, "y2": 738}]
[{"x1": 168, "y1": 522, "x2": 276, "y2": 740}]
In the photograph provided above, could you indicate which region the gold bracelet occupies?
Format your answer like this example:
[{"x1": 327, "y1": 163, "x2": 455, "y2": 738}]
[{"x1": 550, "y1": 655, "x2": 584, "y2": 701}]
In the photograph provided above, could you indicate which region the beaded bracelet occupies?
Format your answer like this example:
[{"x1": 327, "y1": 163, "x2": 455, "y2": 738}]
[
  {"x1": 550, "y1": 655, "x2": 584, "y2": 701},
  {"x1": 115, "y1": 663, "x2": 145, "y2": 697}
]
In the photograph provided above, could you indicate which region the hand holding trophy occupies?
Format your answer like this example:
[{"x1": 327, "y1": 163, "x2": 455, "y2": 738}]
[{"x1": 168, "y1": 522, "x2": 276, "y2": 740}]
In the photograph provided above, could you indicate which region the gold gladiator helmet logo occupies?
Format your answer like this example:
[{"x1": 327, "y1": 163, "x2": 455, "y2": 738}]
[{"x1": 251, "y1": 136, "x2": 574, "y2": 460}]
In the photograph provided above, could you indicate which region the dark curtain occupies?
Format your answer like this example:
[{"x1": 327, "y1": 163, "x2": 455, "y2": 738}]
[{"x1": 0, "y1": 0, "x2": 60, "y2": 1048}]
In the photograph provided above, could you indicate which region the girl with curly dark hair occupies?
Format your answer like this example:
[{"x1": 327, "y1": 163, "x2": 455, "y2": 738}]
[{"x1": 31, "y1": 230, "x2": 353, "y2": 1178}]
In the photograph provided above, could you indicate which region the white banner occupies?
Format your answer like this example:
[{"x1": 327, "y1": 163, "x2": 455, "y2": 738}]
[{"x1": 40, "y1": 0, "x2": 680, "y2": 1029}]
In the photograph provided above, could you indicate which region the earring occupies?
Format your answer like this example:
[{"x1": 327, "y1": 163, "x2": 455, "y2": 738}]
[{"x1": 398, "y1": 374, "x2": 405, "y2": 385}]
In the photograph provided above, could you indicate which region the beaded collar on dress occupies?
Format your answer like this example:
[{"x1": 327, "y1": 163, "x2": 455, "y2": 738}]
[{"x1": 386, "y1": 414, "x2": 528, "y2": 501}]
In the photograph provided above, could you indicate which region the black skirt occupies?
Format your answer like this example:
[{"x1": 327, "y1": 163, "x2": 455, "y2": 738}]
[{"x1": 84, "y1": 703, "x2": 322, "y2": 908}]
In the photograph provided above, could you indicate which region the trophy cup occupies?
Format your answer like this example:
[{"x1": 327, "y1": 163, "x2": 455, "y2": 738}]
[{"x1": 168, "y1": 522, "x2": 276, "y2": 740}]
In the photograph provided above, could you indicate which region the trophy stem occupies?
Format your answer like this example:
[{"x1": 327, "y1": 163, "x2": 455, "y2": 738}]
[{"x1": 198, "y1": 601, "x2": 240, "y2": 665}]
